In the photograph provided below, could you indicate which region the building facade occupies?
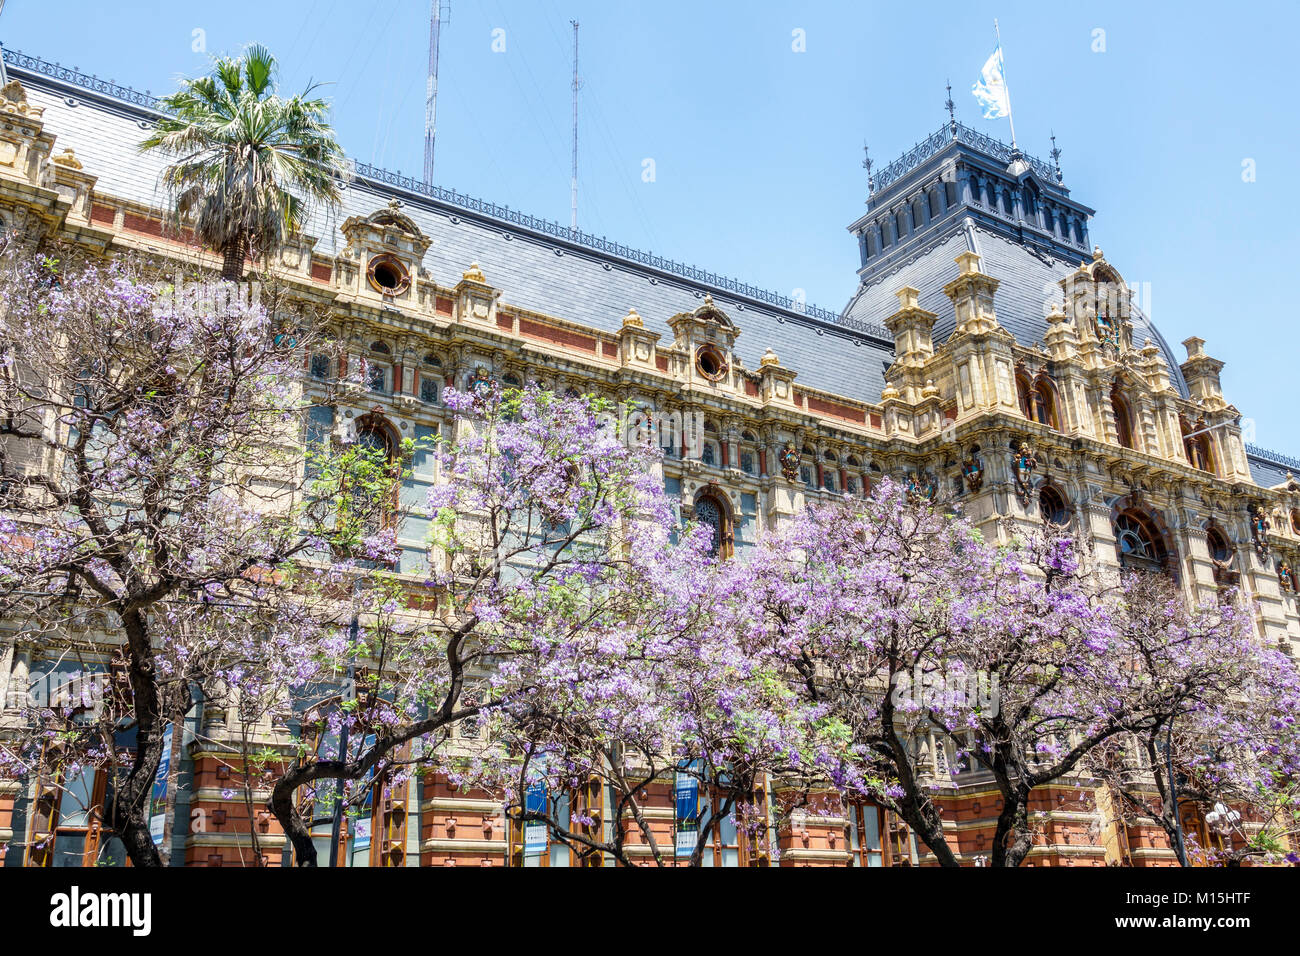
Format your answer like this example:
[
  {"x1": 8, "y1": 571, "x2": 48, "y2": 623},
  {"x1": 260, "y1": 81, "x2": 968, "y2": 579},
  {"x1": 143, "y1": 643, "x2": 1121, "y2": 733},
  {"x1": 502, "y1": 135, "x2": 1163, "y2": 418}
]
[{"x1": 0, "y1": 48, "x2": 1298, "y2": 867}]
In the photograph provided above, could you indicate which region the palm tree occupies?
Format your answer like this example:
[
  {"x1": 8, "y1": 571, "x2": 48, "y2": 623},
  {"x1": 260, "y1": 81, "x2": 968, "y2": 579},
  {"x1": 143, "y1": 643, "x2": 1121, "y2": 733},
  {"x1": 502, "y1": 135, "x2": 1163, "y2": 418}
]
[{"x1": 141, "y1": 45, "x2": 348, "y2": 280}]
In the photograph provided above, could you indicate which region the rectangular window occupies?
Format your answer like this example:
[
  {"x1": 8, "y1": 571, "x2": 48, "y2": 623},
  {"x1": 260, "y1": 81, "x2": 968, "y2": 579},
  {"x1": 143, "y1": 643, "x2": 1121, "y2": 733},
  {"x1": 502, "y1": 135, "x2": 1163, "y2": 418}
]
[
  {"x1": 419, "y1": 377, "x2": 440, "y2": 404},
  {"x1": 367, "y1": 364, "x2": 388, "y2": 394},
  {"x1": 309, "y1": 354, "x2": 332, "y2": 380}
]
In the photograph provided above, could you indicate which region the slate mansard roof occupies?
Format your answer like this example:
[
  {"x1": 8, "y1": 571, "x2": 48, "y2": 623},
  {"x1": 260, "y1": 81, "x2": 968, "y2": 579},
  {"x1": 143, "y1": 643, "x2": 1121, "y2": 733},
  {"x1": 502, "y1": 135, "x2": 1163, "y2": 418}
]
[
  {"x1": 4, "y1": 50, "x2": 898, "y2": 406},
  {"x1": 7, "y1": 48, "x2": 1300, "y2": 486}
]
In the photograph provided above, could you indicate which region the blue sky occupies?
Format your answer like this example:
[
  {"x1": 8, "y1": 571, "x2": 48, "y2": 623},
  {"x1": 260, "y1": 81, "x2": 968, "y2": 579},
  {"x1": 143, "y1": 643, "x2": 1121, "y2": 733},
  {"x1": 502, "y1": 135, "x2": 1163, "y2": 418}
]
[{"x1": 4, "y1": 1, "x2": 1298, "y2": 456}]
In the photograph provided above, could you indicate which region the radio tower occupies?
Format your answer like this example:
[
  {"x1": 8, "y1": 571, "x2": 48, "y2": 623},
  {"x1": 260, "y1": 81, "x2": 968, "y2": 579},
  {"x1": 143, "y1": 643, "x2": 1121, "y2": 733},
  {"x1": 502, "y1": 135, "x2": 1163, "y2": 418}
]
[
  {"x1": 423, "y1": 2, "x2": 448, "y2": 186},
  {"x1": 570, "y1": 20, "x2": 580, "y2": 233}
]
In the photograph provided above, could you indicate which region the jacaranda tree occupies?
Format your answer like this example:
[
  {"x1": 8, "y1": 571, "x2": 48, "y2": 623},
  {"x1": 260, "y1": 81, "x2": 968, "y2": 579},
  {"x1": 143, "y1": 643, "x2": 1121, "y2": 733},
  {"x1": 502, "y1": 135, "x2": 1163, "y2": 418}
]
[{"x1": 0, "y1": 250, "x2": 392, "y2": 866}]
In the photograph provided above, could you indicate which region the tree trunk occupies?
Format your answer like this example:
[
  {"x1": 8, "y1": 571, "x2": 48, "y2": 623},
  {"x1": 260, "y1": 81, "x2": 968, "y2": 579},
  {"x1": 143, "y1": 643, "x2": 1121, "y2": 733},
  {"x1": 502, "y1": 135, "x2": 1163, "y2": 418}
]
[
  {"x1": 109, "y1": 608, "x2": 165, "y2": 867},
  {"x1": 894, "y1": 790, "x2": 961, "y2": 867},
  {"x1": 269, "y1": 765, "x2": 321, "y2": 867},
  {"x1": 221, "y1": 237, "x2": 247, "y2": 282},
  {"x1": 991, "y1": 782, "x2": 1035, "y2": 867}
]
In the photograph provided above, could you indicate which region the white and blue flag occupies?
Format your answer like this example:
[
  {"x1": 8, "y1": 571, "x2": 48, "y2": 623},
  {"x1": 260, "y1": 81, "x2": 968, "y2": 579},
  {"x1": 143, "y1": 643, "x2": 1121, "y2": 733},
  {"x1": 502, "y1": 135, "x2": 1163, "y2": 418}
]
[{"x1": 972, "y1": 45, "x2": 1011, "y2": 119}]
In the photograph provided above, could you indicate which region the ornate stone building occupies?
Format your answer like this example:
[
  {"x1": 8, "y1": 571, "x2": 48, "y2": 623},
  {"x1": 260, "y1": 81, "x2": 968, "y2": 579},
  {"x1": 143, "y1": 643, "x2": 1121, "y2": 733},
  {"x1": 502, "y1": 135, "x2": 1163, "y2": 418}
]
[{"x1": 1, "y1": 48, "x2": 1298, "y2": 867}]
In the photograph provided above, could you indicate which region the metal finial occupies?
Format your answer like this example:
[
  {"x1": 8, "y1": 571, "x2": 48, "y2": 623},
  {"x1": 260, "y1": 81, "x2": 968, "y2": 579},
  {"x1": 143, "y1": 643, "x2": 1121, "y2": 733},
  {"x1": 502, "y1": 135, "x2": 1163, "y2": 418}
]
[
  {"x1": 1050, "y1": 130, "x2": 1063, "y2": 183},
  {"x1": 862, "y1": 141, "x2": 875, "y2": 193},
  {"x1": 945, "y1": 79, "x2": 956, "y2": 136}
]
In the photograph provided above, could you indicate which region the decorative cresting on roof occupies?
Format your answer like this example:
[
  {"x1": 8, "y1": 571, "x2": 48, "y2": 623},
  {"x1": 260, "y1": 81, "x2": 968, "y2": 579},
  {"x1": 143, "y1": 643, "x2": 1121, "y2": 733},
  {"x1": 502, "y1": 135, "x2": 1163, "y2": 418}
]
[
  {"x1": 3, "y1": 49, "x2": 157, "y2": 109},
  {"x1": 1249, "y1": 445, "x2": 1300, "y2": 474},
  {"x1": 0, "y1": 47, "x2": 893, "y2": 345},
  {"x1": 873, "y1": 122, "x2": 1057, "y2": 192}
]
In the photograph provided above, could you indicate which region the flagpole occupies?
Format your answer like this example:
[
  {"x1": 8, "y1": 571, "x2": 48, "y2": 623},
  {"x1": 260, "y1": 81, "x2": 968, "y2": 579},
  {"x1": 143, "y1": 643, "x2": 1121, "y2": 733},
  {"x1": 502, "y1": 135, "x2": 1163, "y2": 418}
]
[{"x1": 994, "y1": 19, "x2": 1018, "y2": 149}]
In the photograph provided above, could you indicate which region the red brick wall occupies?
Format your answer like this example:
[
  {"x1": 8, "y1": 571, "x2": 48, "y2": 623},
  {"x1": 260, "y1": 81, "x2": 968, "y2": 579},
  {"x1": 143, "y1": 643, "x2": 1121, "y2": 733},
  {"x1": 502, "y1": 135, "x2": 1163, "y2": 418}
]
[{"x1": 519, "y1": 317, "x2": 597, "y2": 354}]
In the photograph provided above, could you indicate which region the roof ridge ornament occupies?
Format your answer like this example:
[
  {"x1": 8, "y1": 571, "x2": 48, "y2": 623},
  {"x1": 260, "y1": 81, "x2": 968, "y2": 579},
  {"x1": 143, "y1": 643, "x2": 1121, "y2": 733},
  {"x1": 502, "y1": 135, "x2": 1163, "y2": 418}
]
[
  {"x1": 945, "y1": 80, "x2": 957, "y2": 138},
  {"x1": 1049, "y1": 131, "x2": 1063, "y2": 184},
  {"x1": 862, "y1": 141, "x2": 875, "y2": 195}
]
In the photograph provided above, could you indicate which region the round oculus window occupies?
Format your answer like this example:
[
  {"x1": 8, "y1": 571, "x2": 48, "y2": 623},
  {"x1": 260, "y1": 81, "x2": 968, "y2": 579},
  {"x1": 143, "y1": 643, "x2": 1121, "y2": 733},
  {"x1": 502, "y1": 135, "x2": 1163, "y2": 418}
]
[
  {"x1": 695, "y1": 345, "x2": 728, "y2": 382},
  {"x1": 367, "y1": 254, "x2": 411, "y2": 295}
]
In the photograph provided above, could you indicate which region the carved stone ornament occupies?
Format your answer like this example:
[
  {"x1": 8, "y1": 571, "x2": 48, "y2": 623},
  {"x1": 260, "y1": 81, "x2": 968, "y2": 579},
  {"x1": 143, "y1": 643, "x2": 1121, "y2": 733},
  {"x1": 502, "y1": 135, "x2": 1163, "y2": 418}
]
[
  {"x1": 1012, "y1": 439, "x2": 1038, "y2": 504},
  {"x1": 471, "y1": 365, "x2": 495, "y2": 398},
  {"x1": 906, "y1": 472, "x2": 937, "y2": 505},
  {"x1": 779, "y1": 445, "x2": 800, "y2": 482},
  {"x1": 1248, "y1": 503, "x2": 1271, "y2": 560},
  {"x1": 962, "y1": 452, "x2": 985, "y2": 493}
]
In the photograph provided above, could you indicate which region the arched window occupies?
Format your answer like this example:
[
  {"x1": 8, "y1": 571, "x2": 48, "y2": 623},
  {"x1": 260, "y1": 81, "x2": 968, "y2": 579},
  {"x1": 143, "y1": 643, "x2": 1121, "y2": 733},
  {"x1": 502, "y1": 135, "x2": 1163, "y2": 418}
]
[
  {"x1": 423, "y1": 353, "x2": 442, "y2": 368},
  {"x1": 1182, "y1": 419, "x2": 1214, "y2": 473},
  {"x1": 1115, "y1": 510, "x2": 1170, "y2": 573},
  {"x1": 1207, "y1": 526, "x2": 1232, "y2": 563},
  {"x1": 1111, "y1": 386, "x2": 1134, "y2": 449},
  {"x1": 1017, "y1": 372, "x2": 1059, "y2": 429},
  {"x1": 345, "y1": 415, "x2": 402, "y2": 556},
  {"x1": 694, "y1": 493, "x2": 732, "y2": 559},
  {"x1": 357, "y1": 418, "x2": 394, "y2": 459},
  {"x1": 370, "y1": 341, "x2": 391, "y2": 355},
  {"x1": 1040, "y1": 485, "x2": 1069, "y2": 527},
  {"x1": 1291, "y1": 509, "x2": 1300, "y2": 535}
]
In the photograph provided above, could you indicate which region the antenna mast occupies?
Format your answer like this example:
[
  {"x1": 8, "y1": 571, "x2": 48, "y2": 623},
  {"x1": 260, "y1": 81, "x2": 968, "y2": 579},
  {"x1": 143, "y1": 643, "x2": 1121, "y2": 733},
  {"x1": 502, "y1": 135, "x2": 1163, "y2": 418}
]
[
  {"x1": 424, "y1": 2, "x2": 448, "y2": 186},
  {"x1": 570, "y1": 20, "x2": 580, "y2": 233}
]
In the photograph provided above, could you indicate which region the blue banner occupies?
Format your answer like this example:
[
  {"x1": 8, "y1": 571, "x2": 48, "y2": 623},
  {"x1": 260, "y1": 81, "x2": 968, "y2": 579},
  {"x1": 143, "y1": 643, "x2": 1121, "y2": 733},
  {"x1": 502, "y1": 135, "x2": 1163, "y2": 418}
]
[
  {"x1": 674, "y1": 768, "x2": 699, "y2": 857},
  {"x1": 148, "y1": 723, "x2": 173, "y2": 846},
  {"x1": 524, "y1": 781, "x2": 548, "y2": 856}
]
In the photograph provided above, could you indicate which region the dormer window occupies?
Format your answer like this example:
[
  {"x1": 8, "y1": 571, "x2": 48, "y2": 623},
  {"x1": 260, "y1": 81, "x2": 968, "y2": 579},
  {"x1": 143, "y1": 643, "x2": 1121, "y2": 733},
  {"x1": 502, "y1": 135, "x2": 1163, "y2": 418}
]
[
  {"x1": 367, "y1": 253, "x2": 411, "y2": 295},
  {"x1": 1181, "y1": 418, "x2": 1214, "y2": 473},
  {"x1": 1111, "y1": 385, "x2": 1134, "y2": 449},
  {"x1": 1017, "y1": 372, "x2": 1059, "y2": 430},
  {"x1": 695, "y1": 345, "x2": 728, "y2": 382}
]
